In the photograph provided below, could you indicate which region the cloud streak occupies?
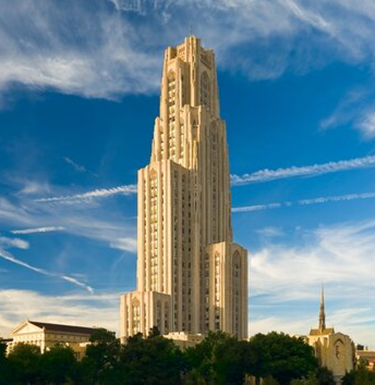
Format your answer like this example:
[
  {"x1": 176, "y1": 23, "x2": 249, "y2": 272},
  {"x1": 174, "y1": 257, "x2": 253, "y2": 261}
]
[
  {"x1": 35, "y1": 184, "x2": 137, "y2": 205},
  {"x1": 233, "y1": 192, "x2": 375, "y2": 213},
  {"x1": 11, "y1": 226, "x2": 66, "y2": 235},
  {"x1": 0, "y1": 194, "x2": 137, "y2": 254},
  {"x1": 63, "y1": 157, "x2": 86, "y2": 173},
  {"x1": 231, "y1": 155, "x2": 375, "y2": 185},
  {"x1": 0, "y1": 247, "x2": 94, "y2": 293},
  {"x1": 0, "y1": 236, "x2": 29, "y2": 250}
]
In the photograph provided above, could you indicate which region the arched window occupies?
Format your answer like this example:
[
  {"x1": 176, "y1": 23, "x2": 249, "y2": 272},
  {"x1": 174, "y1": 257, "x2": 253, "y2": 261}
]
[
  {"x1": 132, "y1": 298, "x2": 141, "y2": 334},
  {"x1": 200, "y1": 72, "x2": 211, "y2": 109}
]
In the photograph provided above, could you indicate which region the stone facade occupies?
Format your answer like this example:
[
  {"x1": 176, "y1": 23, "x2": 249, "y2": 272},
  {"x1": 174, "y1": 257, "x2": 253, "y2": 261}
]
[
  {"x1": 306, "y1": 289, "x2": 355, "y2": 384},
  {"x1": 8, "y1": 320, "x2": 94, "y2": 360},
  {"x1": 120, "y1": 35, "x2": 248, "y2": 341}
]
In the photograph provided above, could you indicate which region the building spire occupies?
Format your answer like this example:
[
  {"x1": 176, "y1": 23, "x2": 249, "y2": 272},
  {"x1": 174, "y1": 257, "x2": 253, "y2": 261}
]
[{"x1": 319, "y1": 284, "x2": 326, "y2": 331}]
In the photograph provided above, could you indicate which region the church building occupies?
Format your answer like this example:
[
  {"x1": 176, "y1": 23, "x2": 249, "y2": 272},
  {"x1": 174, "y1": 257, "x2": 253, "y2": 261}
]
[{"x1": 306, "y1": 287, "x2": 355, "y2": 384}]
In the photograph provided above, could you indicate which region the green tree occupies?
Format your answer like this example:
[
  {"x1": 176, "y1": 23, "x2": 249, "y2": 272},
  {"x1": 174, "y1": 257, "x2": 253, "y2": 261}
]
[
  {"x1": 40, "y1": 344, "x2": 77, "y2": 384},
  {"x1": 316, "y1": 367, "x2": 335, "y2": 385},
  {"x1": 342, "y1": 360, "x2": 375, "y2": 385},
  {"x1": 119, "y1": 330, "x2": 184, "y2": 385},
  {"x1": 184, "y1": 331, "x2": 249, "y2": 385},
  {"x1": 80, "y1": 328, "x2": 121, "y2": 385},
  {"x1": 263, "y1": 376, "x2": 280, "y2": 385},
  {"x1": 7, "y1": 343, "x2": 42, "y2": 384},
  {"x1": 286, "y1": 367, "x2": 335, "y2": 385},
  {"x1": 247, "y1": 332, "x2": 318, "y2": 385},
  {"x1": 0, "y1": 341, "x2": 12, "y2": 385}
]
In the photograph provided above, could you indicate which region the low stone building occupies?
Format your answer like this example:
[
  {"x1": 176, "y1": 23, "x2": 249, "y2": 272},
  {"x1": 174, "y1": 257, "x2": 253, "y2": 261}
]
[
  {"x1": 356, "y1": 346, "x2": 375, "y2": 370},
  {"x1": 306, "y1": 288, "x2": 355, "y2": 384},
  {"x1": 164, "y1": 332, "x2": 204, "y2": 349},
  {"x1": 8, "y1": 320, "x2": 95, "y2": 359}
]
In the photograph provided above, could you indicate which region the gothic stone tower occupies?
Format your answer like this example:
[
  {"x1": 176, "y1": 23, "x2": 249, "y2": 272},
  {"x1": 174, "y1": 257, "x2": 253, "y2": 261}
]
[{"x1": 120, "y1": 36, "x2": 248, "y2": 341}]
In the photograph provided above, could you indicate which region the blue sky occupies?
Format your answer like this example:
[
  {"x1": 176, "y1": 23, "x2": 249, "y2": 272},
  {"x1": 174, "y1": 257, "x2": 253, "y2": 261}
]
[{"x1": 1, "y1": 0, "x2": 375, "y2": 347}]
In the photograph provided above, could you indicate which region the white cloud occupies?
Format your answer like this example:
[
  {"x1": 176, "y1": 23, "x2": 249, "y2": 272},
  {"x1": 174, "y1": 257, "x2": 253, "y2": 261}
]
[
  {"x1": 11, "y1": 226, "x2": 66, "y2": 235},
  {"x1": 63, "y1": 157, "x2": 86, "y2": 173},
  {"x1": 320, "y1": 89, "x2": 375, "y2": 140},
  {"x1": 109, "y1": 0, "x2": 146, "y2": 14},
  {"x1": 231, "y1": 155, "x2": 375, "y2": 185},
  {"x1": 0, "y1": 0, "x2": 160, "y2": 102},
  {"x1": 61, "y1": 276, "x2": 94, "y2": 294},
  {"x1": 0, "y1": 197, "x2": 34, "y2": 225},
  {"x1": 35, "y1": 184, "x2": 137, "y2": 205},
  {"x1": 0, "y1": 289, "x2": 120, "y2": 337},
  {"x1": 0, "y1": 193, "x2": 137, "y2": 255},
  {"x1": 2, "y1": 0, "x2": 375, "y2": 101},
  {"x1": 232, "y1": 203, "x2": 283, "y2": 213},
  {"x1": 357, "y1": 110, "x2": 375, "y2": 139},
  {"x1": 233, "y1": 191, "x2": 375, "y2": 213},
  {"x1": 256, "y1": 226, "x2": 285, "y2": 238},
  {"x1": 17, "y1": 180, "x2": 51, "y2": 196},
  {"x1": 0, "y1": 247, "x2": 94, "y2": 293},
  {"x1": 298, "y1": 192, "x2": 375, "y2": 205},
  {"x1": 0, "y1": 236, "x2": 29, "y2": 250},
  {"x1": 110, "y1": 237, "x2": 137, "y2": 252},
  {"x1": 248, "y1": 220, "x2": 375, "y2": 347}
]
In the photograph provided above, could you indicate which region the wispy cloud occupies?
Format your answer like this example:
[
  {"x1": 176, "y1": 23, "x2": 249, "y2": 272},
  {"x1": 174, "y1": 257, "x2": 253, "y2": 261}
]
[
  {"x1": 256, "y1": 226, "x2": 285, "y2": 238},
  {"x1": 298, "y1": 192, "x2": 375, "y2": 205},
  {"x1": 357, "y1": 110, "x2": 375, "y2": 139},
  {"x1": 233, "y1": 203, "x2": 283, "y2": 213},
  {"x1": 17, "y1": 180, "x2": 51, "y2": 196},
  {"x1": 35, "y1": 184, "x2": 137, "y2": 205},
  {"x1": 231, "y1": 155, "x2": 375, "y2": 185},
  {"x1": 0, "y1": 236, "x2": 29, "y2": 250},
  {"x1": 0, "y1": 194, "x2": 137, "y2": 254},
  {"x1": 11, "y1": 226, "x2": 66, "y2": 235},
  {"x1": 248, "y1": 220, "x2": 375, "y2": 347},
  {"x1": 320, "y1": 88, "x2": 375, "y2": 140},
  {"x1": 63, "y1": 157, "x2": 86, "y2": 173},
  {"x1": 0, "y1": 247, "x2": 93, "y2": 293},
  {"x1": 109, "y1": 0, "x2": 146, "y2": 15},
  {"x1": 233, "y1": 191, "x2": 375, "y2": 213},
  {"x1": 109, "y1": 237, "x2": 137, "y2": 252},
  {"x1": 0, "y1": 289, "x2": 120, "y2": 337},
  {"x1": 2, "y1": 0, "x2": 375, "y2": 101}
]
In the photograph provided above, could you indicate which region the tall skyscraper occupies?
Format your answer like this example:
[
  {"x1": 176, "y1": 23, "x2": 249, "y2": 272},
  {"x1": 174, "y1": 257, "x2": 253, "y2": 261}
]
[{"x1": 120, "y1": 36, "x2": 248, "y2": 341}]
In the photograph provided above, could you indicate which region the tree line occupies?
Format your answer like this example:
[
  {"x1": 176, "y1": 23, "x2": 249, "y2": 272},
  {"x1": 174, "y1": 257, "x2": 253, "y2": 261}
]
[{"x1": 0, "y1": 328, "x2": 372, "y2": 384}]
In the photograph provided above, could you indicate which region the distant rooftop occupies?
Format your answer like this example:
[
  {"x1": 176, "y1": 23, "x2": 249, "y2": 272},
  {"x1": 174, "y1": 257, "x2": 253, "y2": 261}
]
[
  {"x1": 309, "y1": 327, "x2": 335, "y2": 336},
  {"x1": 28, "y1": 321, "x2": 96, "y2": 335}
]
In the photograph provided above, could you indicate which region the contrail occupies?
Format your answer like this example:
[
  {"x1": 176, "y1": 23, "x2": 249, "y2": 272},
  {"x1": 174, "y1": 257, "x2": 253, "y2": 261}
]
[
  {"x1": 232, "y1": 192, "x2": 375, "y2": 213},
  {"x1": 232, "y1": 203, "x2": 283, "y2": 213},
  {"x1": 64, "y1": 157, "x2": 86, "y2": 173},
  {"x1": 231, "y1": 155, "x2": 375, "y2": 185},
  {"x1": 35, "y1": 184, "x2": 137, "y2": 204},
  {"x1": 0, "y1": 247, "x2": 94, "y2": 293},
  {"x1": 11, "y1": 226, "x2": 66, "y2": 235}
]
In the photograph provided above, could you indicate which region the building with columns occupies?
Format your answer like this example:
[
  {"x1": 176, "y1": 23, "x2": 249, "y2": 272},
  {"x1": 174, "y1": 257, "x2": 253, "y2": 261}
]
[
  {"x1": 8, "y1": 320, "x2": 95, "y2": 359},
  {"x1": 120, "y1": 35, "x2": 248, "y2": 341},
  {"x1": 306, "y1": 288, "x2": 355, "y2": 384}
]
